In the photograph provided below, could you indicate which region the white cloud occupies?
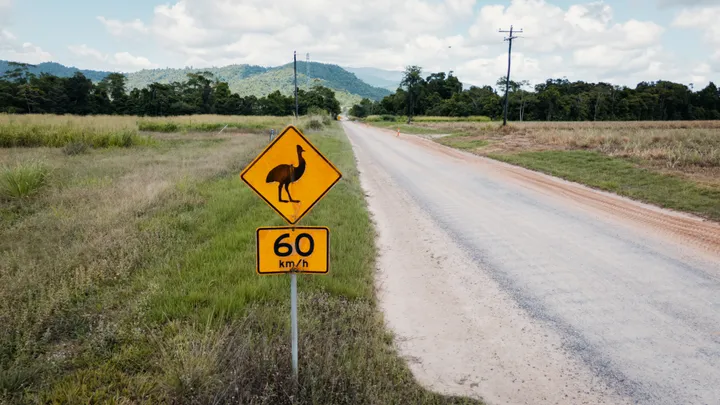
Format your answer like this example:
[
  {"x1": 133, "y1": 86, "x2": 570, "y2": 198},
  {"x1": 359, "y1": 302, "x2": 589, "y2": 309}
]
[
  {"x1": 658, "y1": 0, "x2": 719, "y2": 6},
  {"x1": 672, "y1": 6, "x2": 720, "y2": 44},
  {"x1": 469, "y1": 1, "x2": 663, "y2": 53},
  {"x1": 671, "y1": 5, "x2": 720, "y2": 79},
  {"x1": 97, "y1": 16, "x2": 148, "y2": 36},
  {"x1": 68, "y1": 44, "x2": 105, "y2": 60},
  {"x1": 0, "y1": 0, "x2": 12, "y2": 26},
  {"x1": 68, "y1": 44, "x2": 157, "y2": 71},
  {"x1": 0, "y1": 29, "x2": 52, "y2": 64},
  {"x1": 90, "y1": 0, "x2": 707, "y2": 87}
]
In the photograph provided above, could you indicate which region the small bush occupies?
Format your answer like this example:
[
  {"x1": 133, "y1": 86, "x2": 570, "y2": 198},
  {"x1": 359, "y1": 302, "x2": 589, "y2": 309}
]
[
  {"x1": 62, "y1": 142, "x2": 88, "y2": 155},
  {"x1": 322, "y1": 115, "x2": 332, "y2": 126},
  {"x1": 0, "y1": 160, "x2": 50, "y2": 200},
  {"x1": 307, "y1": 107, "x2": 328, "y2": 116},
  {"x1": 307, "y1": 119, "x2": 323, "y2": 131},
  {"x1": 138, "y1": 121, "x2": 180, "y2": 132}
]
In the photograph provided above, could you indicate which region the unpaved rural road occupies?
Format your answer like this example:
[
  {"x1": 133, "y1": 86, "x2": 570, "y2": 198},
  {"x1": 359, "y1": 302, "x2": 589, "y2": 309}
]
[{"x1": 342, "y1": 121, "x2": 720, "y2": 405}]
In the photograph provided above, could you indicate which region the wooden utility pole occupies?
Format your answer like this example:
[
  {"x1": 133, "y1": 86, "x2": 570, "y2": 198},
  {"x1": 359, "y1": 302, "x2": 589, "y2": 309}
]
[{"x1": 499, "y1": 26, "x2": 522, "y2": 126}]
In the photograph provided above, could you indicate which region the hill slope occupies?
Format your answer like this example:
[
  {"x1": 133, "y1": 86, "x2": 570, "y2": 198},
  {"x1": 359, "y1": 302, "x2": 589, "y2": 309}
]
[
  {"x1": 345, "y1": 67, "x2": 403, "y2": 91},
  {"x1": 126, "y1": 62, "x2": 390, "y2": 106},
  {"x1": 0, "y1": 60, "x2": 391, "y2": 107},
  {"x1": 0, "y1": 61, "x2": 112, "y2": 82}
]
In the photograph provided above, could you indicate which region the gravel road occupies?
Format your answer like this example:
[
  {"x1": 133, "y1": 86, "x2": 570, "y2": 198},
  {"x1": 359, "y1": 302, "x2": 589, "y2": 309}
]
[{"x1": 342, "y1": 121, "x2": 720, "y2": 405}]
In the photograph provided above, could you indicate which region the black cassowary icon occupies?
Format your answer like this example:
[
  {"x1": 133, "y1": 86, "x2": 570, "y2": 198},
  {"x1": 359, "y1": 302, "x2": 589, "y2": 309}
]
[{"x1": 265, "y1": 145, "x2": 306, "y2": 203}]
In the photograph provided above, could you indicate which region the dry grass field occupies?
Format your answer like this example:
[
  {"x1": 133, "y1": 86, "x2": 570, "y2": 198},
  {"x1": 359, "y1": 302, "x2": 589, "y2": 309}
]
[{"x1": 0, "y1": 114, "x2": 477, "y2": 404}]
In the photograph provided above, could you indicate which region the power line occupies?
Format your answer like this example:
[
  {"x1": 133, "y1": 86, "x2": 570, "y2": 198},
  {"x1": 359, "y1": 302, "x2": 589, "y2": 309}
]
[{"x1": 499, "y1": 25, "x2": 522, "y2": 126}]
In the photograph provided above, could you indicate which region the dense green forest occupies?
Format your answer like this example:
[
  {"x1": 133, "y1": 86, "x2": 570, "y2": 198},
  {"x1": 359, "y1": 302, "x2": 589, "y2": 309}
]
[
  {"x1": 0, "y1": 59, "x2": 391, "y2": 109},
  {"x1": 351, "y1": 66, "x2": 720, "y2": 121},
  {"x1": 0, "y1": 62, "x2": 341, "y2": 116}
]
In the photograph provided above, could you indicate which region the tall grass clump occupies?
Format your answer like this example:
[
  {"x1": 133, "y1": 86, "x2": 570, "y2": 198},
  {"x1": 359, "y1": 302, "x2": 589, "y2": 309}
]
[
  {"x1": 62, "y1": 142, "x2": 88, "y2": 155},
  {"x1": 0, "y1": 160, "x2": 50, "y2": 200},
  {"x1": 0, "y1": 123, "x2": 147, "y2": 148},
  {"x1": 306, "y1": 119, "x2": 324, "y2": 131},
  {"x1": 138, "y1": 121, "x2": 181, "y2": 132},
  {"x1": 322, "y1": 115, "x2": 333, "y2": 126}
]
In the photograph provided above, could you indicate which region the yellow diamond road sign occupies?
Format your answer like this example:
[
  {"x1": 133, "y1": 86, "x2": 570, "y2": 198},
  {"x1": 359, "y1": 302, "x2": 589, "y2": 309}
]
[{"x1": 240, "y1": 125, "x2": 342, "y2": 225}]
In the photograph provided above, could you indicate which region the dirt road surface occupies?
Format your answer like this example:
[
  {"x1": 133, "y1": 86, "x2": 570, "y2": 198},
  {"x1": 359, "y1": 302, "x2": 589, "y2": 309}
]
[{"x1": 342, "y1": 121, "x2": 720, "y2": 405}]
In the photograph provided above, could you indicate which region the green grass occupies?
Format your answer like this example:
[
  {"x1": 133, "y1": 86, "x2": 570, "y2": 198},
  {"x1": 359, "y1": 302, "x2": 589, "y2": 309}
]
[
  {"x1": 0, "y1": 160, "x2": 50, "y2": 200},
  {"x1": 0, "y1": 123, "x2": 152, "y2": 148},
  {"x1": 1, "y1": 123, "x2": 479, "y2": 404},
  {"x1": 413, "y1": 116, "x2": 492, "y2": 122},
  {"x1": 491, "y1": 150, "x2": 720, "y2": 221},
  {"x1": 437, "y1": 134, "x2": 489, "y2": 151},
  {"x1": 138, "y1": 115, "x2": 333, "y2": 134},
  {"x1": 364, "y1": 115, "x2": 491, "y2": 123},
  {"x1": 367, "y1": 121, "x2": 449, "y2": 135}
]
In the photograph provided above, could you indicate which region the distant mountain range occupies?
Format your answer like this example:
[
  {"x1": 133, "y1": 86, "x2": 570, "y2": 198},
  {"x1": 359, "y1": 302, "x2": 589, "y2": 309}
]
[
  {"x1": 0, "y1": 61, "x2": 112, "y2": 82},
  {"x1": 344, "y1": 67, "x2": 403, "y2": 91},
  {"x1": 0, "y1": 60, "x2": 393, "y2": 108}
]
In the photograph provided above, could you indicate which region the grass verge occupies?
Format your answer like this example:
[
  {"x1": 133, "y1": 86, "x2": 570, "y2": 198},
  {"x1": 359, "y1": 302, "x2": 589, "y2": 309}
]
[
  {"x1": 491, "y1": 150, "x2": 720, "y2": 221},
  {"x1": 365, "y1": 121, "x2": 449, "y2": 135},
  {"x1": 1, "y1": 123, "x2": 478, "y2": 404},
  {"x1": 364, "y1": 115, "x2": 491, "y2": 123},
  {"x1": 437, "y1": 134, "x2": 489, "y2": 151}
]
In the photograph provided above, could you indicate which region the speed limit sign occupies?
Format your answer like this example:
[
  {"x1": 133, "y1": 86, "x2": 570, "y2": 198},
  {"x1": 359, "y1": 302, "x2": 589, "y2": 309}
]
[{"x1": 255, "y1": 227, "x2": 329, "y2": 275}]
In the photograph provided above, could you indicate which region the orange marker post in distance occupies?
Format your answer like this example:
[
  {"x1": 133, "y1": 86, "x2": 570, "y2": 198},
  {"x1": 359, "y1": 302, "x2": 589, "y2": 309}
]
[{"x1": 396, "y1": 128, "x2": 400, "y2": 137}]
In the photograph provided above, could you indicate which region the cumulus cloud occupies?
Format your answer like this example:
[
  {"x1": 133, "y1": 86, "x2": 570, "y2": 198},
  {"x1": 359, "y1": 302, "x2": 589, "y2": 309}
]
[
  {"x1": 97, "y1": 16, "x2": 148, "y2": 36},
  {"x1": 470, "y1": 1, "x2": 663, "y2": 52},
  {"x1": 91, "y1": 0, "x2": 698, "y2": 87},
  {"x1": 672, "y1": 5, "x2": 720, "y2": 77},
  {"x1": 68, "y1": 44, "x2": 157, "y2": 71},
  {"x1": 672, "y1": 6, "x2": 720, "y2": 44},
  {"x1": 0, "y1": 0, "x2": 12, "y2": 25},
  {"x1": 0, "y1": 29, "x2": 52, "y2": 64},
  {"x1": 657, "y1": 0, "x2": 719, "y2": 6}
]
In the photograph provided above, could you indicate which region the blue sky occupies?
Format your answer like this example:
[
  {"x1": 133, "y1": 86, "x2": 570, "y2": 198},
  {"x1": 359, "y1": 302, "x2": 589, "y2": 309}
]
[{"x1": 0, "y1": 0, "x2": 718, "y2": 88}]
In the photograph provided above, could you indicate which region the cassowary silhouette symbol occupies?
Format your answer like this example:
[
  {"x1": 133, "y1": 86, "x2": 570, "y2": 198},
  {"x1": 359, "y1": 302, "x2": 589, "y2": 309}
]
[{"x1": 265, "y1": 145, "x2": 306, "y2": 203}]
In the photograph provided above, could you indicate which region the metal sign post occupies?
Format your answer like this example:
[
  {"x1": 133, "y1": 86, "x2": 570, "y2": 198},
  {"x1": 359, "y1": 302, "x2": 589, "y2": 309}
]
[{"x1": 290, "y1": 270, "x2": 298, "y2": 380}]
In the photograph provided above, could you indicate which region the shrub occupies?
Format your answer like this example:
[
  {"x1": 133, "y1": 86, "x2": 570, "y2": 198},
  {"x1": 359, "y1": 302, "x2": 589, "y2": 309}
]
[
  {"x1": 307, "y1": 107, "x2": 328, "y2": 116},
  {"x1": 322, "y1": 115, "x2": 332, "y2": 126},
  {"x1": 307, "y1": 119, "x2": 323, "y2": 131},
  {"x1": 138, "y1": 121, "x2": 180, "y2": 132},
  {"x1": 0, "y1": 160, "x2": 50, "y2": 200},
  {"x1": 62, "y1": 142, "x2": 88, "y2": 156}
]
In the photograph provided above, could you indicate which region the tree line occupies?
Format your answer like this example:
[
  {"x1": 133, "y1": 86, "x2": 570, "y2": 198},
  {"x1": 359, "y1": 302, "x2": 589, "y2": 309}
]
[
  {"x1": 0, "y1": 62, "x2": 341, "y2": 117},
  {"x1": 350, "y1": 65, "x2": 720, "y2": 121}
]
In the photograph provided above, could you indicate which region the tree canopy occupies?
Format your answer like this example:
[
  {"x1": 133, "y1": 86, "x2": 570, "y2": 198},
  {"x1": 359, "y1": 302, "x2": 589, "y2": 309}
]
[
  {"x1": 0, "y1": 63, "x2": 341, "y2": 117},
  {"x1": 351, "y1": 68, "x2": 720, "y2": 121}
]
